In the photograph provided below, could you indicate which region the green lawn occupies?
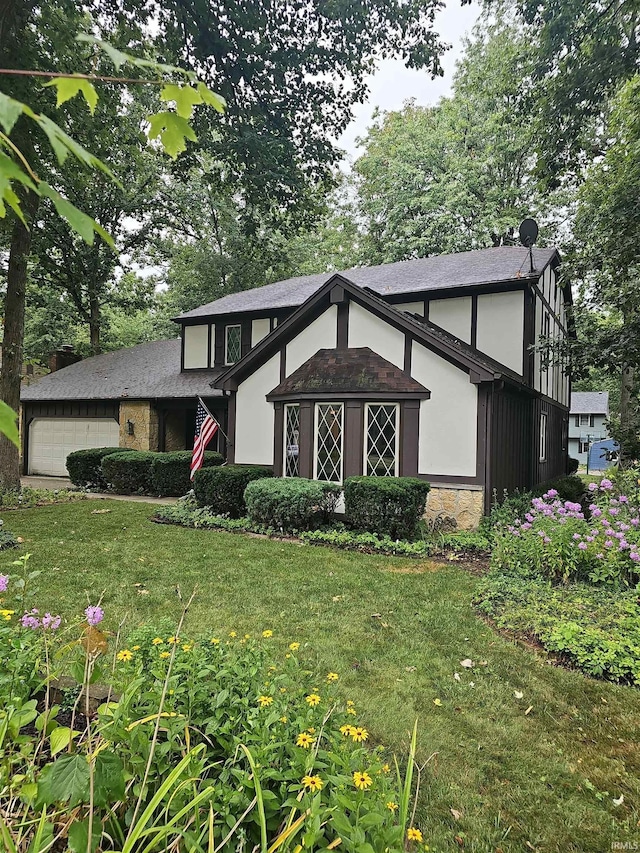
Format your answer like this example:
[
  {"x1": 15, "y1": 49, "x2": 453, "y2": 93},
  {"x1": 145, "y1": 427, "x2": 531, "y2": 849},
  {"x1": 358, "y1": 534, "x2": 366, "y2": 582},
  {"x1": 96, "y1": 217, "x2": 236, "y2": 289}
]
[{"x1": 3, "y1": 500, "x2": 640, "y2": 852}]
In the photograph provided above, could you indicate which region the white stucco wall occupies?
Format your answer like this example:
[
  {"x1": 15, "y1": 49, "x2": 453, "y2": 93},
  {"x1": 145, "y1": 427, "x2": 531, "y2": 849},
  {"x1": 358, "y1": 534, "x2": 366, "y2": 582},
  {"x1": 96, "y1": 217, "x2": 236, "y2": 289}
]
[
  {"x1": 429, "y1": 297, "x2": 472, "y2": 343},
  {"x1": 411, "y1": 342, "x2": 477, "y2": 477},
  {"x1": 251, "y1": 318, "x2": 271, "y2": 347},
  {"x1": 183, "y1": 324, "x2": 208, "y2": 369},
  {"x1": 476, "y1": 291, "x2": 524, "y2": 374},
  {"x1": 349, "y1": 301, "x2": 404, "y2": 368},
  {"x1": 234, "y1": 353, "x2": 280, "y2": 465},
  {"x1": 395, "y1": 301, "x2": 424, "y2": 316},
  {"x1": 286, "y1": 306, "x2": 337, "y2": 375}
]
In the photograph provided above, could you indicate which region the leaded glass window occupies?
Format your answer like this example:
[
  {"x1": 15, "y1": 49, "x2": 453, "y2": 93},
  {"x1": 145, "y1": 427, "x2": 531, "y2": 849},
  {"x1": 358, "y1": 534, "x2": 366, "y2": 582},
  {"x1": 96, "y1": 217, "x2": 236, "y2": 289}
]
[
  {"x1": 225, "y1": 325, "x2": 241, "y2": 364},
  {"x1": 365, "y1": 404, "x2": 398, "y2": 476},
  {"x1": 284, "y1": 404, "x2": 300, "y2": 477},
  {"x1": 314, "y1": 403, "x2": 343, "y2": 482}
]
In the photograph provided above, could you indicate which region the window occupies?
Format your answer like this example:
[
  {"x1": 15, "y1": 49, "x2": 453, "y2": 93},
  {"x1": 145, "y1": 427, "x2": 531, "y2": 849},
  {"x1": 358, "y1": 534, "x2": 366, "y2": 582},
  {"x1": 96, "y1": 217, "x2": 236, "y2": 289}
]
[
  {"x1": 314, "y1": 403, "x2": 343, "y2": 482},
  {"x1": 590, "y1": 414, "x2": 595, "y2": 428},
  {"x1": 539, "y1": 411, "x2": 547, "y2": 462},
  {"x1": 579, "y1": 439, "x2": 590, "y2": 455},
  {"x1": 225, "y1": 325, "x2": 241, "y2": 365},
  {"x1": 579, "y1": 413, "x2": 589, "y2": 426},
  {"x1": 365, "y1": 404, "x2": 399, "y2": 476},
  {"x1": 283, "y1": 404, "x2": 300, "y2": 478},
  {"x1": 574, "y1": 415, "x2": 580, "y2": 427}
]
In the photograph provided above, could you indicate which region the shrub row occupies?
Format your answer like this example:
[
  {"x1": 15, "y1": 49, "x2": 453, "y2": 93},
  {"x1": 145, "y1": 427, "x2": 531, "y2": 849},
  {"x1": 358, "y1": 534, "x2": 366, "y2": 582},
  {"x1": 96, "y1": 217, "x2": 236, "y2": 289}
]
[
  {"x1": 67, "y1": 448, "x2": 223, "y2": 495},
  {"x1": 244, "y1": 478, "x2": 340, "y2": 530},
  {"x1": 343, "y1": 476, "x2": 431, "y2": 540},
  {"x1": 194, "y1": 465, "x2": 273, "y2": 517}
]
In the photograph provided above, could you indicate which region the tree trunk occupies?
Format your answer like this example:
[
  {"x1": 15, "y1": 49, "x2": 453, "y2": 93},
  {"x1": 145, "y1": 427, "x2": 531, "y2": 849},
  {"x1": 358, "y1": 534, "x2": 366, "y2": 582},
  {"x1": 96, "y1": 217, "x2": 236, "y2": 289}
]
[
  {"x1": 619, "y1": 363, "x2": 635, "y2": 468},
  {"x1": 89, "y1": 294, "x2": 101, "y2": 355},
  {"x1": 0, "y1": 190, "x2": 39, "y2": 489}
]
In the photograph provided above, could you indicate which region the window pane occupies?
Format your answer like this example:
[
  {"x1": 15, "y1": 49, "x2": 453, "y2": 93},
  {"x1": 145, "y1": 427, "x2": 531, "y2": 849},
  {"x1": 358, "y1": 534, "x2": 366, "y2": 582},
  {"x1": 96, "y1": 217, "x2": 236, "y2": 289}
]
[
  {"x1": 365, "y1": 404, "x2": 398, "y2": 476},
  {"x1": 315, "y1": 403, "x2": 343, "y2": 482},
  {"x1": 225, "y1": 326, "x2": 241, "y2": 364},
  {"x1": 284, "y1": 404, "x2": 300, "y2": 478}
]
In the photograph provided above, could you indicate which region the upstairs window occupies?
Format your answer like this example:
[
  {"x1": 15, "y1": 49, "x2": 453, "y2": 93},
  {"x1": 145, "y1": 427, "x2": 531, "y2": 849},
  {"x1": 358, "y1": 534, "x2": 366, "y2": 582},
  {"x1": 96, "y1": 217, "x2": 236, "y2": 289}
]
[
  {"x1": 539, "y1": 412, "x2": 548, "y2": 462},
  {"x1": 579, "y1": 413, "x2": 589, "y2": 426},
  {"x1": 225, "y1": 325, "x2": 241, "y2": 365},
  {"x1": 365, "y1": 404, "x2": 398, "y2": 476}
]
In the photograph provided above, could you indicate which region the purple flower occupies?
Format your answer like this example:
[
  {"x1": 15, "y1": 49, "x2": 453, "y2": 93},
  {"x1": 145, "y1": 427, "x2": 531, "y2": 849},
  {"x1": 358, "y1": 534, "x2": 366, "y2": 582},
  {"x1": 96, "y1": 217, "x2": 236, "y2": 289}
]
[
  {"x1": 596, "y1": 553, "x2": 604, "y2": 559},
  {"x1": 544, "y1": 489, "x2": 559, "y2": 498},
  {"x1": 538, "y1": 530, "x2": 545, "y2": 538},
  {"x1": 578, "y1": 542, "x2": 588, "y2": 550},
  {"x1": 521, "y1": 522, "x2": 532, "y2": 530},
  {"x1": 615, "y1": 532, "x2": 625, "y2": 540},
  {"x1": 525, "y1": 513, "x2": 534, "y2": 523},
  {"x1": 619, "y1": 540, "x2": 629, "y2": 550},
  {"x1": 42, "y1": 613, "x2": 61, "y2": 630},
  {"x1": 631, "y1": 518, "x2": 639, "y2": 527},
  {"x1": 608, "y1": 507, "x2": 620, "y2": 516},
  {"x1": 619, "y1": 495, "x2": 629, "y2": 504},
  {"x1": 21, "y1": 609, "x2": 40, "y2": 630},
  {"x1": 588, "y1": 482, "x2": 598, "y2": 492},
  {"x1": 586, "y1": 536, "x2": 595, "y2": 542},
  {"x1": 85, "y1": 605, "x2": 104, "y2": 627},
  {"x1": 0, "y1": 574, "x2": 7, "y2": 593},
  {"x1": 600, "y1": 478, "x2": 613, "y2": 490},
  {"x1": 630, "y1": 552, "x2": 640, "y2": 563},
  {"x1": 605, "y1": 539, "x2": 614, "y2": 548},
  {"x1": 592, "y1": 507, "x2": 602, "y2": 518},
  {"x1": 544, "y1": 536, "x2": 551, "y2": 544},
  {"x1": 573, "y1": 533, "x2": 582, "y2": 541}
]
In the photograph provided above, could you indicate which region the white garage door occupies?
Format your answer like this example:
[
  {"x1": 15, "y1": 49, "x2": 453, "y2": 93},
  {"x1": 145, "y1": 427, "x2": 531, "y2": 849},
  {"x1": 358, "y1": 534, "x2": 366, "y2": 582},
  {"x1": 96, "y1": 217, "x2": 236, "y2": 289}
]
[{"x1": 28, "y1": 418, "x2": 120, "y2": 477}]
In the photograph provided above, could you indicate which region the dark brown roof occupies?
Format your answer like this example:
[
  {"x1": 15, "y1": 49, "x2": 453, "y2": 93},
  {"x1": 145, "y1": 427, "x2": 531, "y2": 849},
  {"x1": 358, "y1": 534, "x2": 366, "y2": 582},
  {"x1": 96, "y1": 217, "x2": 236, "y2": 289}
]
[
  {"x1": 267, "y1": 348, "x2": 430, "y2": 399},
  {"x1": 177, "y1": 246, "x2": 559, "y2": 320}
]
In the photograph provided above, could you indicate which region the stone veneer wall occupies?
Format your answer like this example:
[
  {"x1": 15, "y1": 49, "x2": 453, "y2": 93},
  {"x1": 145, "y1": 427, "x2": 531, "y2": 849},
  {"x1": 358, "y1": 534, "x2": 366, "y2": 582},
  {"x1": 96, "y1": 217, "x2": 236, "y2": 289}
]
[
  {"x1": 119, "y1": 401, "x2": 159, "y2": 451},
  {"x1": 164, "y1": 410, "x2": 186, "y2": 452},
  {"x1": 424, "y1": 485, "x2": 484, "y2": 530}
]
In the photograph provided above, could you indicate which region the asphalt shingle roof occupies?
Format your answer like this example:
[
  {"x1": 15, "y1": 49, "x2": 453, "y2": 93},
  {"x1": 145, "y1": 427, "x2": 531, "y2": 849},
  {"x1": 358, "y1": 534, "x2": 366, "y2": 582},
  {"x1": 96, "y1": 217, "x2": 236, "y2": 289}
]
[
  {"x1": 177, "y1": 246, "x2": 558, "y2": 320},
  {"x1": 570, "y1": 391, "x2": 609, "y2": 415},
  {"x1": 21, "y1": 339, "x2": 224, "y2": 402}
]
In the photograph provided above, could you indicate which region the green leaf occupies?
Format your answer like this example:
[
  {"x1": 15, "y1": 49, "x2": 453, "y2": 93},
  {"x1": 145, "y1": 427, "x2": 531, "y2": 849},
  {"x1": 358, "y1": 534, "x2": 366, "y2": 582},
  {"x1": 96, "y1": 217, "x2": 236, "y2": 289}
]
[
  {"x1": 93, "y1": 751, "x2": 125, "y2": 806},
  {"x1": 197, "y1": 82, "x2": 226, "y2": 113},
  {"x1": 0, "y1": 402, "x2": 19, "y2": 448},
  {"x1": 160, "y1": 83, "x2": 202, "y2": 119},
  {"x1": 77, "y1": 34, "x2": 129, "y2": 70},
  {"x1": 49, "y1": 726, "x2": 77, "y2": 756},
  {"x1": 37, "y1": 754, "x2": 90, "y2": 806},
  {"x1": 36, "y1": 114, "x2": 116, "y2": 181},
  {"x1": 147, "y1": 112, "x2": 197, "y2": 159},
  {"x1": 38, "y1": 183, "x2": 115, "y2": 248},
  {"x1": 0, "y1": 93, "x2": 24, "y2": 134},
  {"x1": 44, "y1": 77, "x2": 98, "y2": 114},
  {"x1": 68, "y1": 818, "x2": 100, "y2": 853}
]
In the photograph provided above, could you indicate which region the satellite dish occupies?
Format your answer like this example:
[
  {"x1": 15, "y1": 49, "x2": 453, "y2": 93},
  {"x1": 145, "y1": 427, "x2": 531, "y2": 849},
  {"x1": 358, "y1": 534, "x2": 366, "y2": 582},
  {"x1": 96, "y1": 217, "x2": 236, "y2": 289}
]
[{"x1": 519, "y1": 218, "x2": 539, "y2": 248}]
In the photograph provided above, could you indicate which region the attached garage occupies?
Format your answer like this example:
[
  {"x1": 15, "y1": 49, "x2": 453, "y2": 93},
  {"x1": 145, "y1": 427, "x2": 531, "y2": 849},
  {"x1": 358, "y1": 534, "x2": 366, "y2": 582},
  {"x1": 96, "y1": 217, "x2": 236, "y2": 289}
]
[{"x1": 28, "y1": 417, "x2": 120, "y2": 476}]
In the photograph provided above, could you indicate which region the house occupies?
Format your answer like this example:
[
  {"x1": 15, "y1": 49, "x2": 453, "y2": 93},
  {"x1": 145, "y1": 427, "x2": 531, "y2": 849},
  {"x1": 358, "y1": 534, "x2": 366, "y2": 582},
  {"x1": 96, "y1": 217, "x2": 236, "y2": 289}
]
[
  {"x1": 21, "y1": 245, "x2": 570, "y2": 528},
  {"x1": 568, "y1": 391, "x2": 610, "y2": 467}
]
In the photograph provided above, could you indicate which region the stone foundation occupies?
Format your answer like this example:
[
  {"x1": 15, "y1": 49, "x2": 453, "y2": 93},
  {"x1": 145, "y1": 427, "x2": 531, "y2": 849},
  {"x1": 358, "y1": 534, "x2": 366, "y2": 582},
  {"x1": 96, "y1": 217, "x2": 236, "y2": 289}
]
[
  {"x1": 424, "y1": 485, "x2": 484, "y2": 531},
  {"x1": 119, "y1": 401, "x2": 159, "y2": 451}
]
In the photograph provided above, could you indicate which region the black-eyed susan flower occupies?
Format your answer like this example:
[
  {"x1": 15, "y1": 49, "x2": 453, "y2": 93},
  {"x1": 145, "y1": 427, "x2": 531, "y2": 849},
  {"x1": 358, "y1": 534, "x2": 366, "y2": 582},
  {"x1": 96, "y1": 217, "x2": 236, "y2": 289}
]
[
  {"x1": 167, "y1": 636, "x2": 178, "y2": 645},
  {"x1": 182, "y1": 643, "x2": 193, "y2": 652},
  {"x1": 159, "y1": 651, "x2": 170, "y2": 659},
  {"x1": 353, "y1": 771, "x2": 373, "y2": 791},
  {"x1": 132, "y1": 645, "x2": 141, "y2": 651},
  {"x1": 407, "y1": 828, "x2": 423, "y2": 843},
  {"x1": 351, "y1": 726, "x2": 369, "y2": 743},
  {"x1": 296, "y1": 732, "x2": 315, "y2": 748},
  {"x1": 0, "y1": 609, "x2": 14, "y2": 621},
  {"x1": 382, "y1": 763, "x2": 391, "y2": 773},
  {"x1": 326, "y1": 672, "x2": 339, "y2": 682},
  {"x1": 152, "y1": 637, "x2": 164, "y2": 645},
  {"x1": 340, "y1": 724, "x2": 355, "y2": 736},
  {"x1": 386, "y1": 802, "x2": 398, "y2": 812},
  {"x1": 262, "y1": 629, "x2": 273, "y2": 638},
  {"x1": 258, "y1": 695, "x2": 273, "y2": 707},
  {"x1": 346, "y1": 706, "x2": 357, "y2": 716},
  {"x1": 305, "y1": 693, "x2": 321, "y2": 707},
  {"x1": 301, "y1": 775, "x2": 323, "y2": 792},
  {"x1": 289, "y1": 642, "x2": 300, "y2": 651},
  {"x1": 210, "y1": 637, "x2": 220, "y2": 645},
  {"x1": 117, "y1": 649, "x2": 133, "y2": 662}
]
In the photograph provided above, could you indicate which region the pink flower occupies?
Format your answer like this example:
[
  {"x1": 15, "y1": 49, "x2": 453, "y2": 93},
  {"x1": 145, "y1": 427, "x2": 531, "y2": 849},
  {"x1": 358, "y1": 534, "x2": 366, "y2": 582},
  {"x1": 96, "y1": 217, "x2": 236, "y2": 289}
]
[
  {"x1": 544, "y1": 489, "x2": 559, "y2": 498},
  {"x1": 600, "y1": 478, "x2": 613, "y2": 490},
  {"x1": 619, "y1": 495, "x2": 629, "y2": 504},
  {"x1": 630, "y1": 552, "x2": 640, "y2": 562},
  {"x1": 0, "y1": 574, "x2": 7, "y2": 593},
  {"x1": 578, "y1": 542, "x2": 588, "y2": 550},
  {"x1": 605, "y1": 540, "x2": 614, "y2": 548},
  {"x1": 21, "y1": 609, "x2": 40, "y2": 630},
  {"x1": 588, "y1": 482, "x2": 598, "y2": 492},
  {"x1": 591, "y1": 507, "x2": 602, "y2": 517},
  {"x1": 42, "y1": 613, "x2": 61, "y2": 630},
  {"x1": 84, "y1": 605, "x2": 104, "y2": 627}
]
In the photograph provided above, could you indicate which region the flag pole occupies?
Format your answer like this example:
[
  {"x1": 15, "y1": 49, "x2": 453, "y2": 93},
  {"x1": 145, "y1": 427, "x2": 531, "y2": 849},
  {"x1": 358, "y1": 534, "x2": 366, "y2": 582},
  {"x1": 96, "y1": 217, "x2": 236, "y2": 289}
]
[{"x1": 197, "y1": 396, "x2": 230, "y2": 444}]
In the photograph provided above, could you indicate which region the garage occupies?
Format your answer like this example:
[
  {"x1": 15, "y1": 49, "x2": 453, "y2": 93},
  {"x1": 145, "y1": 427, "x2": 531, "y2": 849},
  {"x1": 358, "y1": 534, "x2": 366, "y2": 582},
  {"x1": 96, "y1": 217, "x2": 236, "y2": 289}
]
[{"x1": 28, "y1": 418, "x2": 120, "y2": 477}]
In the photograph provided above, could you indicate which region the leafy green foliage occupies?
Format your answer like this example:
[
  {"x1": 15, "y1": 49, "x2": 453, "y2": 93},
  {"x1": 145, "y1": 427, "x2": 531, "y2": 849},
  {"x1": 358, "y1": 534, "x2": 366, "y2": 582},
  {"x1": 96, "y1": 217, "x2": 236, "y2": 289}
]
[
  {"x1": 0, "y1": 402, "x2": 20, "y2": 449},
  {"x1": 150, "y1": 450, "x2": 223, "y2": 497},
  {"x1": 343, "y1": 477, "x2": 430, "y2": 541},
  {"x1": 0, "y1": 487, "x2": 86, "y2": 509},
  {"x1": 244, "y1": 478, "x2": 341, "y2": 532},
  {"x1": 193, "y1": 465, "x2": 273, "y2": 518},
  {"x1": 101, "y1": 451, "x2": 157, "y2": 495},
  {"x1": 66, "y1": 447, "x2": 134, "y2": 490}
]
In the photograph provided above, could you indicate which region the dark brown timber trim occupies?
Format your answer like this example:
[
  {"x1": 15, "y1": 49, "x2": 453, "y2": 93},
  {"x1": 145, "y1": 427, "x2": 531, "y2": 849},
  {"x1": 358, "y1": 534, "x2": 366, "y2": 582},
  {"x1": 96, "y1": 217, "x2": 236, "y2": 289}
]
[
  {"x1": 226, "y1": 393, "x2": 236, "y2": 463},
  {"x1": 336, "y1": 300, "x2": 349, "y2": 349},
  {"x1": 470, "y1": 295, "x2": 478, "y2": 349},
  {"x1": 279, "y1": 347, "x2": 286, "y2": 383},
  {"x1": 403, "y1": 335, "x2": 412, "y2": 373},
  {"x1": 343, "y1": 401, "x2": 363, "y2": 478},
  {"x1": 400, "y1": 400, "x2": 420, "y2": 476},
  {"x1": 273, "y1": 402, "x2": 284, "y2": 476},
  {"x1": 298, "y1": 402, "x2": 314, "y2": 479}
]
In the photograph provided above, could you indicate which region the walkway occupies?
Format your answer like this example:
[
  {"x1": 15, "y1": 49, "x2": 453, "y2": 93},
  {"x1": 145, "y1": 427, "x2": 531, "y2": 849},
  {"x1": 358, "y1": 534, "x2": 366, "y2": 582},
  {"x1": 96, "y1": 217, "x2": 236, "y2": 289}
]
[{"x1": 21, "y1": 476, "x2": 178, "y2": 506}]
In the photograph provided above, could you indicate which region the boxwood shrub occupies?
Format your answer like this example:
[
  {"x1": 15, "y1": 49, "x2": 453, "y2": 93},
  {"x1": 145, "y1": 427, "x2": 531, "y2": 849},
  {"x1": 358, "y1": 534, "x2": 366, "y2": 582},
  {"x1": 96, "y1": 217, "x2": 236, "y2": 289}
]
[
  {"x1": 66, "y1": 447, "x2": 134, "y2": 490},
  {"x1": 151, "y1": 451, "x2": 224, "y2": 497},
  {"x1": 244, "y1": 478, "x2": 340, "y2": 532},
  {"x1": 532, "y1": 474, "x2": 585, "y2": 503},
  {"x1": 344, "y1": 475, "x2": 431, "y2": 540},
  {"x1": 101, "y1": 451, "x2": 157, "y2": 494},
  {"x1": 193, "y1": 465, "x2": 273, "y2": 517}
]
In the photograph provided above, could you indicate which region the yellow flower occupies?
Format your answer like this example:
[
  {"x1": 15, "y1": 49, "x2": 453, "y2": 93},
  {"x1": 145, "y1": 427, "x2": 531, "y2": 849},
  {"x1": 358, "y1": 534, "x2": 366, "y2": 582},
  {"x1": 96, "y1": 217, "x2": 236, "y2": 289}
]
[
  {"x1": 340, "y1": 724, "x2": 355, "y2": 736},
  {"x1": 346, "y1": 706, "x2": 357, "y2": 716},
  {"x1": 279, "y1": 716, "x2": 288, "y2": 724},
  {"x1": 351, "y1": 727, "x2": 368, "y2": 743},
  {"x1": 244, "y1": 633, "x2": 251, "y2": 640},
  {"x1": 301, "y1": 775, "x2": 323, "y2": 792},
  {"x1": 210, "y1": 637, "x2": 220, "y2": 645},
  {"x1": 117, "y1": 649, "x2": 133, "y2": 662},
  {"x1": 132, "y1": 645, "x2": 141, "y2": 651},
  {"x1": 346, "y1": 699, "x2": 354, "y2": 706},
  {"x1": 296, "y1": 732, "x2": 315, "y2": 748},
  {"x1": 353, "y1": 771, "x2": 373, "y2": 791},
  {"x1": 285, "y1": 653, "x2": 291, "y2": 659},
  {"x1": 182, "y1": 643, "x2": 193, "y2": 652},
  {"x1": 326, "y1": 672, "x2": 339, "y2": 682},
  {"x1": 0, "y1": 609, "x2": 14, "y2": 621},
  {"x1": 258, "y1": 695, "x2": 273, "y2": 707},
  {"x1": 382, "y1": 763, "x2": 391, "y2": 774},
  {"x1": 229, "y1": 631, "x2": 237, "y2": 638},
  {"x1": 262, "y1": 629, "x2": 273, "y2": 638},
  {"x1": 407, "y1": 829, "x2": 423, "y2": 843},
  {"x1": 386, "y1": 802, "x2": 398, "y2": 812},
  {"x1": 307, "y1": 727, "x2": 316, "y2": 734},
  {"x1": 159, "y1": 651, "x2": 170, "y2": 659},
  {"x1": 167, "y1": 636, "x2": 178, "y2": 645},
  {"x1": 280, "y1": 687, "x2": 287, "y2": 693},
  {"x1": 305, "y1": 693, "x2": 321, "y2": 707},
  {"x1": 152, "y1": 637, "x2": 164, "y2": 645},
  {"x1": 268, "y1": 665, "x2": 276, "y2": 672},
  {"x1": 289, "y1": 642, "x2": 300, "y2": 651}
]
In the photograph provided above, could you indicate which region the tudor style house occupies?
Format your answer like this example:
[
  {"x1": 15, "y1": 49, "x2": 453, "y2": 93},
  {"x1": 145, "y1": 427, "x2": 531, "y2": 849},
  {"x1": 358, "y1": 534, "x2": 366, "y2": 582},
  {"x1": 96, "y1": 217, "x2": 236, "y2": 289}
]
[{"x1": 21, "y1": 246, "x2": 570, "y2": 528}]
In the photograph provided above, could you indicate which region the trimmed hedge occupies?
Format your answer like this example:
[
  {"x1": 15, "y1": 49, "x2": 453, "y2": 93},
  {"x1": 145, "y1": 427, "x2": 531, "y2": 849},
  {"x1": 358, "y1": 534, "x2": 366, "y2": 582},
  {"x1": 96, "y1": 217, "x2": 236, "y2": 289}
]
[
  {"x1": 344, "y1": 476, "x2": 431, "y2": 540},
  {"x1": 101, "y1": 451, "x2": 157, "y2": 494},
  {"x1": 245, "y1": 478, "x2": 340, "y2": 532},
  {"x1": 532, "y1": 474, "x2": 585, "y2": 503},
  {"x1": 567, "y1": 456, "x2": 579, "y2": 475},
  {"x1": 194, "y1": 465, "x2": 273, "y2": 517},
  {"x1": 151, "y1": 451, "x2": 224, "y2": 497},
  {"x1": 66, "y1": 447, "x2": 134, "y2": 490}
]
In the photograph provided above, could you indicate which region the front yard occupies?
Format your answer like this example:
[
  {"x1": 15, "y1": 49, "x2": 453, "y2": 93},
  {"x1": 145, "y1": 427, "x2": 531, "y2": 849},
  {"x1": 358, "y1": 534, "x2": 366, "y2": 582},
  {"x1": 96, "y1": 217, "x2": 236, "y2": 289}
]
[{"x1": 2, "y1": 500, "x2": 639, "y2": 852}]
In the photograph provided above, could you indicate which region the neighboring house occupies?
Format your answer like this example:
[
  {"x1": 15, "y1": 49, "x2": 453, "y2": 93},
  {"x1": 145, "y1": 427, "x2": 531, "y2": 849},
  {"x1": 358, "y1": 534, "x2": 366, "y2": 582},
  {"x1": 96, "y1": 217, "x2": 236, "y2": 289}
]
[
  {"x1": 21, "y1": 246, "x2": 570, "y2": 528},
  {"x1": 568, "y1": 391, "x2": 610, "y2": 467}
]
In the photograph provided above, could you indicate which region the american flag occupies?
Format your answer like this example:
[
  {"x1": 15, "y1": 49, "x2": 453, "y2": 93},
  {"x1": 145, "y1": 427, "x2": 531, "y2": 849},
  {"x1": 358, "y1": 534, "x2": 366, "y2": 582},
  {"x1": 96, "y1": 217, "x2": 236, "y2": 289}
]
[{"x1": 190, "y1": 399, "x2": 219, "y2": 480}]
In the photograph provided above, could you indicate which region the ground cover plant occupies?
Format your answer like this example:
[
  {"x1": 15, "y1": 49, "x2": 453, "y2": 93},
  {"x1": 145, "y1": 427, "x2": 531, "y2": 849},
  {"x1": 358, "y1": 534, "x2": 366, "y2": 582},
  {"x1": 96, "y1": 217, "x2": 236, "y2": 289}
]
[
  {"x1": 1, "y1": 501, "x2": 639, "y2": 852},
  {"x1": 0, "y1": 487, "x2": 87, "y2": 510}
]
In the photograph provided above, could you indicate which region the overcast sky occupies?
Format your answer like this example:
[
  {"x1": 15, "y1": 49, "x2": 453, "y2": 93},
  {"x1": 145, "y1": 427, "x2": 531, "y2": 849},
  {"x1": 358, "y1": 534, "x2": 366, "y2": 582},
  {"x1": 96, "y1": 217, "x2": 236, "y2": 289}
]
[{"x1": 338, "y1": 1, "x2": 481, "y2": 165}]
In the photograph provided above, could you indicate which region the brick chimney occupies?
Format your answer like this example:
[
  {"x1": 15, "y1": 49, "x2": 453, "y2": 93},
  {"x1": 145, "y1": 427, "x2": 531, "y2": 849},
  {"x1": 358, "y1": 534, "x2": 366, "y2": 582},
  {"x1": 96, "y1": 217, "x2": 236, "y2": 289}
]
[{"x1": 49, "y1": 345, "x2": 81, "y2": 373}]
